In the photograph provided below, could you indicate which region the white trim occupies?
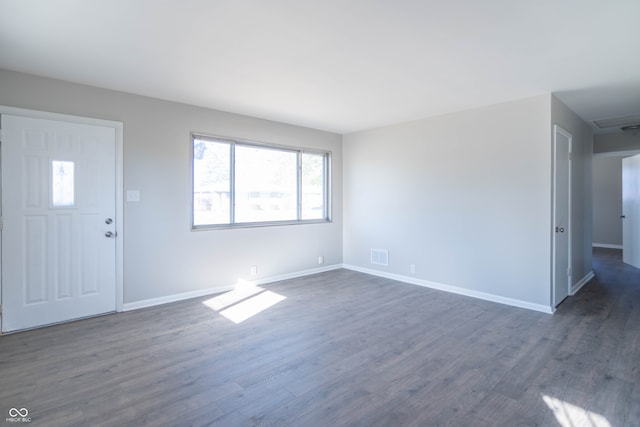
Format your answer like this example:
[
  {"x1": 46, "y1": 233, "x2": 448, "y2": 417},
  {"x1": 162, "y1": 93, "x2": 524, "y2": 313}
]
[
  {"x1": 0, "y1": 106, "x2": 125, "y2": 325},
  {"x1": 570, "y1": 271, "x2": 594, "y2": 295},
  {"x1": 592, "y1": 243, "x2": 623, "y2": 249},
  {"x1": 123, "y1": 264, "x2": 342, "y2": 311},
  {"x1": 114, "y1": 123, "x2": 124, "y2": 312},
  {"x1": 123, "y1": 285, "x2": 235, "y2": 311},
  {"x1": 0, "y1": 106, "x2": 122, "y2": 128},
  {"x1": 342, "y1": 264, "x2": 554, "y2": 314},
  {"x1": 249, "y1": 264, "x2": 341, "y2": 286}
]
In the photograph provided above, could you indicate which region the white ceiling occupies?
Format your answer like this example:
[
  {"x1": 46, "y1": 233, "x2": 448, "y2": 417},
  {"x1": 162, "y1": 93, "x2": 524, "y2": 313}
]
[{"x1": 1, "y1": 0, "x2": 639, "y2": 134}]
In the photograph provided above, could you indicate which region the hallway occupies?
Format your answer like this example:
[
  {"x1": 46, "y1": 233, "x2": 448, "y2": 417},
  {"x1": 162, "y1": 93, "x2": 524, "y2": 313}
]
[{"x1": 562, "y1": 248, "x2": 640, "y2": 315}]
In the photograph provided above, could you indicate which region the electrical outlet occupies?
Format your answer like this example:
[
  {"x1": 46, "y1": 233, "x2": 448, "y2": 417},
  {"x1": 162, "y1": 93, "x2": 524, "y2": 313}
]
[
  {"x1": 250, "y1": 265, "x2": 258, "y2": 276},
  {"x1": 410, "y1": 264, "x2": 416, "y2": 274},
  {"x1": 318, "y1": 256, "x2": 324, "y2": 265}
]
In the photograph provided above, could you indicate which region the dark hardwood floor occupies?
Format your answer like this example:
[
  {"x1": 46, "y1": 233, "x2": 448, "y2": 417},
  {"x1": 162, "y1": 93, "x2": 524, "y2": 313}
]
[{"x1": 1, "y1": 248, "x2": 639, "y2": 426}]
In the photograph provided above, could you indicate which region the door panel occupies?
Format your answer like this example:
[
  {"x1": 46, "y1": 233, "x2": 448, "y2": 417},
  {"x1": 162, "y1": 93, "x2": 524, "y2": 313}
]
[
  {"x1": 553, "y1": 126, "x2": 571, "y2": 307},
  {"x1": 2, "y1": 114, "x2": 117, "y2": 332}
]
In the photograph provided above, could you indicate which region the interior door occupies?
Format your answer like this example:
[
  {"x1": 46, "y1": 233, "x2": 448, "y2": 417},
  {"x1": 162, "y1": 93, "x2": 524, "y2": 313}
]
[
  {"x1": 622, "y1": 154, "x2": 640, "y2": 268},
  {"x1": 1, "y1": 114, "x2": 117, "y2": 332},
  {"x1": 553, "y1": 125, "x2": 571, "y2": 307}
]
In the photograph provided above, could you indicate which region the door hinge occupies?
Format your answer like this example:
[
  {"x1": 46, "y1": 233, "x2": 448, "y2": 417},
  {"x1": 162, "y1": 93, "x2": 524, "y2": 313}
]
[
  {"x1": 568, "y1": 152, "x2": 573, "y2": 161},
  {"x1": 567, "y1": 267, "x2": 572, "y2": 277},
  {"x1": 0, "y1": 304, "x2": 3, "y2": 315}
]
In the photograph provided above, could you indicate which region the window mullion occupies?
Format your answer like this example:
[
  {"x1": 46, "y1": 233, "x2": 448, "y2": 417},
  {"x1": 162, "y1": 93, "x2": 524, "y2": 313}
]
[
  {"x1": 297, "y1": 151, "x2": 302, "y2": 221},
  {"x1": 323, "y1": 153, "x2": 328, "y2": 220},
  {"x1": 230, "y1": 141, "x2": 236, "y2": 224}
]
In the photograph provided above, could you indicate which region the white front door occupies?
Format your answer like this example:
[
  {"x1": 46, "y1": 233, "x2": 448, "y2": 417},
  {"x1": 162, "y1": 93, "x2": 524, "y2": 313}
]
[
  {"x1": 1, "y1": 114, "x2": 117, "y2": 332},
  {"x1": 622, "y1": 154, "x2": 640, "y2": 269},
  {"x1": 552, "y1": 125, "x2": 571, "y2": 307}
]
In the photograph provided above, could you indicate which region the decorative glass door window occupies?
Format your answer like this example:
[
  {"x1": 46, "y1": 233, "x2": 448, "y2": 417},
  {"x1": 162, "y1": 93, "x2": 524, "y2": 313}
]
[{"x1": 52, "y1": 160, "x2": 75, "y2": 207}]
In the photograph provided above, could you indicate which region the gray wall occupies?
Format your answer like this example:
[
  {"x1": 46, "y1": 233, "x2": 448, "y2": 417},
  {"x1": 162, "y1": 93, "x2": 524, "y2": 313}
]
[
  {"x1": 592, "y1": 155, "x2": 625, "y2": 247},
  {"x1": 0, "y1": 68, "x2": 595, "y2": 312},
  {"x1": 343, "y1": 95, "x2": 554, "y2": 308},
  {"x1": 550, "y1": 95, "x2": 593, "y2": 289},
  {"x1": 0, "y1": 69, "x2": 343, "y2": 304},
  {"x1": 594, "y1": 132, "x2": 640, "y2": 154}
]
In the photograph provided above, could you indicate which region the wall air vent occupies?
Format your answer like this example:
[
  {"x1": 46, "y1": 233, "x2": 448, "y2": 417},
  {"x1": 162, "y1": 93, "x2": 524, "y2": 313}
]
[{"x1": 370, "y1": 248, "x2": 389, "y2": 266}]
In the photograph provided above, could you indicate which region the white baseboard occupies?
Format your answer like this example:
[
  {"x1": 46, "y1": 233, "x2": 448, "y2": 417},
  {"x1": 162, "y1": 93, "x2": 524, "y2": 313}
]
[
  {"x1": 592, "y1": 243, "x2": 623, "y2": 249},
  {"x1": 342, "y1": 264, "x2": 553, "y2": 314},
  {"x1": 250, "y1": 264, "x2": 342, "y2": 286},
  {"x1": 123, "y1": 285, "x2": 235, "y2": 311},
  {"x1": 571, "y1": 271, "x2": 595, "y2": 295},
  {"x1": 123, "y1": 264, "x2": 342, "y2": 311},
  {"x1": 124, "y1": 263, "x2": 558, "y2": 314}
]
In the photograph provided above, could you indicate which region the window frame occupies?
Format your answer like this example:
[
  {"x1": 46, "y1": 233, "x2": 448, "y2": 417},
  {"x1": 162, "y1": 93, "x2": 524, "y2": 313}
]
[{"x1": 191, "y1": 133, "x2": 332, "y2": 230}]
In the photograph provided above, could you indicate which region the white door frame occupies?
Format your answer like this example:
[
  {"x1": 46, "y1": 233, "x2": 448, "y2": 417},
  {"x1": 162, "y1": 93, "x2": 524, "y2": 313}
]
[
  {"x1": 622, "y1": 154, "x2": 640, "y2": 268},
  {"x1": 552, "y1": 124, "x2": 572, "y2": 308},
  {"x1": 0, "y1": 106, "x2": 124, "y2": 331},
  {"x1": 593, "y1": 151, "x2": 640, "y2": 253}
]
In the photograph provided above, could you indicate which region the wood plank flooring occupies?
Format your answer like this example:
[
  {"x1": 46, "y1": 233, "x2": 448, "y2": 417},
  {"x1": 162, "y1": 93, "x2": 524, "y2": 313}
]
[{"x1": 1, "y1": 248, "x2": 639, "y2": 426}]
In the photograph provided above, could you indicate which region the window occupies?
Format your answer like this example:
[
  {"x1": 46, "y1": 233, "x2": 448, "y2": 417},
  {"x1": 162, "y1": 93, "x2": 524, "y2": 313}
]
[{"x1": 192, "y1": 135, "x2": 331, "y2": 228}]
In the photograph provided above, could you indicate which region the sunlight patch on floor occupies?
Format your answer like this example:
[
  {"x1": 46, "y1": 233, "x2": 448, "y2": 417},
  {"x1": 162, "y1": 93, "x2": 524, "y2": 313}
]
[
  {"x1": 542, "y1": 394, "x2": 611, "y2": 427},
  {"x1": 202, "y1": 279, "x2": 264, "y2": 311},
  {"x1": 202, "y1": 280, "x2": 286, "y2": 324}
]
